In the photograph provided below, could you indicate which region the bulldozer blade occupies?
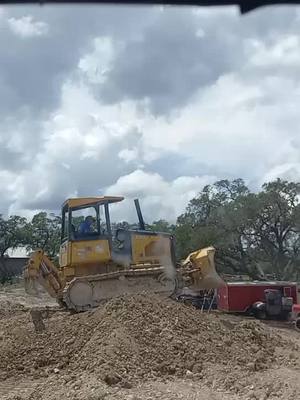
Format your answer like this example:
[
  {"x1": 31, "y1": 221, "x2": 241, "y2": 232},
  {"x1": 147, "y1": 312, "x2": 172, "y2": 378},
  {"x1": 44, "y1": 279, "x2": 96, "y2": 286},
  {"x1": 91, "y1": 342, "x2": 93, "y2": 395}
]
[{"x1": 180, "y1": 246, "x2": 225, "y2": 290}]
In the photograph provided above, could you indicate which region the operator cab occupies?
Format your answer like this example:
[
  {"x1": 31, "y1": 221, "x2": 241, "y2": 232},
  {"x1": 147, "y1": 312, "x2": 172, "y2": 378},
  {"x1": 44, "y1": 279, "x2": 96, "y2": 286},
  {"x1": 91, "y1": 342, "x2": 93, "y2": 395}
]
[
  {"x1": 59, "y1": 196, "x2": 175, "y2": 273},
  {"x1": 61, "y1": 196, "x2": 124, "y2": 244}
]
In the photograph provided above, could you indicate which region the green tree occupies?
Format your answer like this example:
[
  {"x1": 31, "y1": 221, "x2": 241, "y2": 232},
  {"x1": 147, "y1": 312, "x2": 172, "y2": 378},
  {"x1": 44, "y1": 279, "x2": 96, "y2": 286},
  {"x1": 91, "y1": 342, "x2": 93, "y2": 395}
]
[
  {"x1": 0, "y1": 215, "x2": 28, "y2": 258},
  {"x1": 244, "y1": 179, "x2": 300, "y2": 279},
  {"x1": 0, "y1": 215, "x2": 28, "y2": 284},
  {"x1": 175, "y1": 179, "x2": 253, "y2": 271},
  {"x1": 175, "y1": 178, "x2": 300, "y2": 280},
  {"x1": 149, "y1": 220, "x2": 175, "y2": 234},
  {"x1": 112, "y1": 221, "x2": 133, "y2": 231},
  {"x1": 211, "y1": 192, "x2": 264, "y2": 278},
  {"x1": 27, "y1": 212, "x2": 61, "y2": 259}
]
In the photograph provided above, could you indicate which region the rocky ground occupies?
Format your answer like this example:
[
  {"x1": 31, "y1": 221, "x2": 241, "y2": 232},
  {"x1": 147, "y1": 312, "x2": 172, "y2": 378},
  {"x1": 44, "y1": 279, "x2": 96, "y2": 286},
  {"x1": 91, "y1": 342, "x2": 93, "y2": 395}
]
[{"x1": 0, "y1": 284, "x2": 300, "y2": 400}]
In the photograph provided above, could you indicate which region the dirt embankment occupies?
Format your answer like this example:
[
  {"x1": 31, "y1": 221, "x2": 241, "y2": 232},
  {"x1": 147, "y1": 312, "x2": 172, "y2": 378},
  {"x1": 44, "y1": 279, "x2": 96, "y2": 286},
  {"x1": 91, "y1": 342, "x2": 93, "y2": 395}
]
[{"x1": 0, "y1": 292, "x2": 300, "y2": 400}]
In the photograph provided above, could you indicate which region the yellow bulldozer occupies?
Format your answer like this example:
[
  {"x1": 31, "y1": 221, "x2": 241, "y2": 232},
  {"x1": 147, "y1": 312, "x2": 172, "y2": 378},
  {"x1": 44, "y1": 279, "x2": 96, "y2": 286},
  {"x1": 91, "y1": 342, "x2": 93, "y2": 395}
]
[{"x1": 24, "y1": 196, "x2": 223, "y2": 312}]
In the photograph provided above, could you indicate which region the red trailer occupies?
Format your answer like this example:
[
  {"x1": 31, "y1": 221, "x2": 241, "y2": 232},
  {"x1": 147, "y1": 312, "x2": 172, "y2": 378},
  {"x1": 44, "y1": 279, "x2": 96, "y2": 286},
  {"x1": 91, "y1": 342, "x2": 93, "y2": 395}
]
[
  {"x1": 217, "y1": 281, "x2": 298, "y2": 319},
  {"x1": 291, "y1": 304, "x2": 300, "y2": 331}
]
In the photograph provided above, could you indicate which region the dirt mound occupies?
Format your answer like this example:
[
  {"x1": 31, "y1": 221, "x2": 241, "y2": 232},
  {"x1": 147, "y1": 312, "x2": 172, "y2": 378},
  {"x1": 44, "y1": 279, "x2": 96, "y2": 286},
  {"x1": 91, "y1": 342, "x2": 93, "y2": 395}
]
[
  {"x1": 0, "y1": 283, "x2": 57, "y2": 324},
  {"x1": 0, "y1": 299, "x2": 27, "y2": 319},
  {"x1": 0, "y1": 294, "x2": 296, "y2": 392},
  {"x1": 73, "y1": 296, "x2": 282, "y2": 383}
]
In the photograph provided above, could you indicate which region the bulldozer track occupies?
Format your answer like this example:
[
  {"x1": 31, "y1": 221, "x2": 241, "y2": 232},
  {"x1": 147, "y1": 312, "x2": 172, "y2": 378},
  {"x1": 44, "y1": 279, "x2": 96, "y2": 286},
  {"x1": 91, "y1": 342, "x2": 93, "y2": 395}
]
[{"x1": 62, "y1": 266, "x2": 178, "y2": 312}]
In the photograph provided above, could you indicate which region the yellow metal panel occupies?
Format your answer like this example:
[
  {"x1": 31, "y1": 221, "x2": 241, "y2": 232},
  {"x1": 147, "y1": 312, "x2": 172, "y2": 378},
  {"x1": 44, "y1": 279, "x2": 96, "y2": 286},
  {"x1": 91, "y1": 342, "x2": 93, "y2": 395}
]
[
  {"x1": 131, "y1": 234, "x2": 171, "y2": 264},
  {"x1": 63, "y1": 266, "x2": 75, "y2": 277},
  {"x1": 71, "y1": 239, "x2": 111, "y2": 265},
  {"x1": 59, "y1": 241, "x2": 71, "y2": 267},
  {"x1": 63, "y1": 196, "x2": 124, "y2": 209}
]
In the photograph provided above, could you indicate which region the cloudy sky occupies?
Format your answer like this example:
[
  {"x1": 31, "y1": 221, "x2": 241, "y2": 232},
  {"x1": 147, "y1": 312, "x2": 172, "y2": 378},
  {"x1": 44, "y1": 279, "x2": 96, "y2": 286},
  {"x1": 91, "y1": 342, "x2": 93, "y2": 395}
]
[{"x1": 1, "y1": 3, "x2": 300, "y2": 222}]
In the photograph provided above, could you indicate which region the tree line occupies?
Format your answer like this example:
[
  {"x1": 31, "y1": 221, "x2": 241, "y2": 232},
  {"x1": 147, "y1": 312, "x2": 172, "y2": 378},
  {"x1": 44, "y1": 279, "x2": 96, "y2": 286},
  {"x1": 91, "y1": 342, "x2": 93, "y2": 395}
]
[{"x1": 1, "y1": 178, "x2": 300, "y2": 282}]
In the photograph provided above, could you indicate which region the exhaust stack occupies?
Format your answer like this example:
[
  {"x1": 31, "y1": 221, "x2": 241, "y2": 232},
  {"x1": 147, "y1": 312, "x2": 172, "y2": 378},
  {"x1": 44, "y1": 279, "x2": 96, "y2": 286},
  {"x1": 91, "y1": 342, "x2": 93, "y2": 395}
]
[{"x1": 134, "y1": 198, "x2": 146, "y2": 230}]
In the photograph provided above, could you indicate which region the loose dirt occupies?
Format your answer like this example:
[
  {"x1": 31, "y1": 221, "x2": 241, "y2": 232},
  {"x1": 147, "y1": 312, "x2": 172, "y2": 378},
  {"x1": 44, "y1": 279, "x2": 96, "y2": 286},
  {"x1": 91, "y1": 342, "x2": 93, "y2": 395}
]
[{"x1": 0, "y1": 286, "x2": 300, "y2": 399}]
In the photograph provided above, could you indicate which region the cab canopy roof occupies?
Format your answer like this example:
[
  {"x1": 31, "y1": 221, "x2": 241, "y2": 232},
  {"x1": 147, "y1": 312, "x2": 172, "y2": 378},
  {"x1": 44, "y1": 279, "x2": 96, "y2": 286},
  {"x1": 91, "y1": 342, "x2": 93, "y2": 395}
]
[{"x1": 63, "y1": 196, "x2": 124, "y2": 209}]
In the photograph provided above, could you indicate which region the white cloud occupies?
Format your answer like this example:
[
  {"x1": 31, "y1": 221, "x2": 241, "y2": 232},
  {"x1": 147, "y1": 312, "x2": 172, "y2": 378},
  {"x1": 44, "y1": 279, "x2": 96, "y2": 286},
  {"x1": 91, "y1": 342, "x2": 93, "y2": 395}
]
[
  {"x1": 78, "y1": 37, "x2": 115, "y2": 84},
  {"x1": 105, "y1": 169, "x2": 217, "y2": 222},
  {"x1": 195, "y1": 28, "x2": 205, "y2": 38},
  {"x1": 44, "y1": 82, "x2": 141, "y2": 163},
  {"x1": 2, "y1": 5, "x2": 300, "y2": 223},
  {"x1": 0, "y1": 170, "x2": 23, "y2": 215},
  {"x1": 118, "y1": 148, "x2": 139, "y2": 163},
  {"x1": 0, "y1": 170, "x2": 20, "y2": 198},
  {"x1": 6, "y1": 67, "x2": 300, "y2": 220},
  {"x1": 5, "y1": 81, "x2": 144, "y2": 213},
  {"x1": 248, "y1": 34, "x2": 300, "y2": 67},
  {"x1": 8, "y1": 15, "x2": 49, "y2": 38},
  {"x1": 261, "y1": 163, "x2": 300, "y2": 185}
]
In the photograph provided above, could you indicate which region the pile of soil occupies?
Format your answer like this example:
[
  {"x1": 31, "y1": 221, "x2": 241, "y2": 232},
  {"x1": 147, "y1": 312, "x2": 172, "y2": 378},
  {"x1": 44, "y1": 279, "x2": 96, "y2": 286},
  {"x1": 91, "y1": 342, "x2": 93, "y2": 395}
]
[
  {"x1": 73, "y1": 296, "x2": 283, "y2": 383},
  {"x1": 0, "y1": 294, "x2": 297, "y2": 392},
  {"x1": 0, "y1": 283, "x2": 57, "y2": 315},
  {"x1": 0, "y1": 299, "x2": 27, "y2": 319}
]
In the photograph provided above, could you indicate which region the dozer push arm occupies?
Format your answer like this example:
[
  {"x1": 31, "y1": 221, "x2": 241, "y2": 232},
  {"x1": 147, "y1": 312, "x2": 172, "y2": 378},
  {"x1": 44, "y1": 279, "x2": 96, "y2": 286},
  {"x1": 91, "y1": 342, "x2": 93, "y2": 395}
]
[{"x1": 24, "y1": 250, "x2": 65, "y2": 299}]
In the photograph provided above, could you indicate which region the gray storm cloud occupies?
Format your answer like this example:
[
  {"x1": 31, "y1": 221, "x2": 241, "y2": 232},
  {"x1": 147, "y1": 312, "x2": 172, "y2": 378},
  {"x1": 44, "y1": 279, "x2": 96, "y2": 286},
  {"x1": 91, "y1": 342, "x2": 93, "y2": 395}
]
[{"x1": 0, "y1": 4, "x2": 300, "y2": 219}]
